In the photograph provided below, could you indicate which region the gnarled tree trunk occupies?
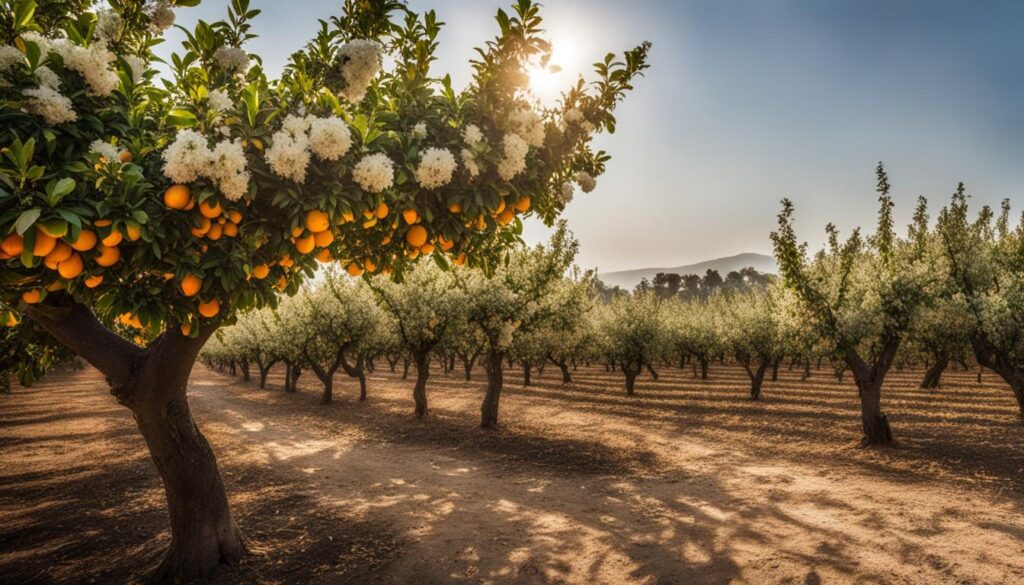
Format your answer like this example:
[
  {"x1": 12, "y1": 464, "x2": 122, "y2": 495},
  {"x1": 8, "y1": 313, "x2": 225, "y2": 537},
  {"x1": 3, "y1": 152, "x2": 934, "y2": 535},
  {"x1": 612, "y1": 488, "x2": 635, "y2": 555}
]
[
  {"x1": 971, "y1": 337, "x2": 1024, "y2": 418},
  {"x1": 845, "y1": 345, "x2": 897, "y2": 446},
  {"x1": 481, "y1": 350, "x2": 505, "y2": 428},
  {"x1": 920, "y1": 355, "x2": 948, "y2": 389},
  {"x1": 27, "y1": 302, "x2": 246, "y2": 582}
]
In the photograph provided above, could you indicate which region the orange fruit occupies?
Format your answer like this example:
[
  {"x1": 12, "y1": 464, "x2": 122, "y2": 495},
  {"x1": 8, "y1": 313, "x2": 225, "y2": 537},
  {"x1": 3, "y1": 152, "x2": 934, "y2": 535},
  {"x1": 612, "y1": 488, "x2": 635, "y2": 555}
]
[
  {"x1": 279, "y1": 255, "x2": 294, "y2": 268},
  {"x1": 164, "y1": 185, "x2": 192, "y2": 210},
  {"x1": 375, "y1": 203, "x2": 389, "y2": 219},
  {"x1": 180, "y1": 323, "x2": 192, "y2": 336},
  {"x1": 362, "y1": 217, "x2": 377, "y2": 229},
  {"x1": 85, "y1": 275, "x2": 104, "y2": 288},
  {"x1": 294, "y1": 233, "x2": 315, "y2": 254},
  {"x1": 2, "y1": 311, "x2": 18, "y2": 327},
  {"x1": 190, "y1": 216, "x2": 212, "y2": 237},
  {"x1": 45, "y1": 241, "x2": 73, "y2": 264},
  {"x1": 497, "y1": 207, "x2": 515, "y2": 226},
  {"x1": 126, "y1": 224, "x2": 142, "y2": 241},
  {"x1": 217, "y1": 217, "x2": 226, "y2": 225},
  {"x1": 180, "y1": 273, "x2": 202, "y2": 297},
  {"x1": 94, "y1": 219, "x2": 113, "y2": 227},
  {"x1": 251, "y1": 264, "x2": 270, "y2": 280},
  {"x1": 199, "y1": 199, "x2": 223, "y2": 219},
  {"x1": 228, "y1": 210, "x2": 243, "y2": 224},
  {"x1": 33, "y1": 230, "x2": 57, "y2": 257},
  {"x1": 291, "y1": 226, "x2": 304, "y2": 238},
  {"x1": 402, "y1": 208, "x2": 419, "y2": 224},
  {"x1": 223, "y1": 222, "x2": 238, "y2": 237},
  {"x1": 513, "y1": 195, "x2": 531, "y2": 212},
  {"x1": 118, "y1": 150, "x2": 133, "y2": 163},
  {"x1": 57, "y1": 253, "x2": 84, "y2": 279},
  {"x1": 405, "y1": 225, "x2": 428, "y2": 248},
  {"x1": 453, "y1": 254, "x2": 466, "y2": 266},
  {"x1": 341, "y1": 210, "x2": 354, "y2": 223},
  {"x1": 276, "y1": 276, "x2": 288, "y2": 291},
  {"x1": 1, "y1": 234, "x2": 24, "y2": 256},
  {"x1": 346, "y1": 263, "x2": 363, "y2": 277},
  {"x1": 198, "y1": 298, "x2": 220, "y2": 318},
  {"x1": 316, "y1": 249, "x2": 333, "y2": 263},
  {"x1": 493, "y1": 200, "x2": 506, "y2": 215},
  {"x1": 313, "y1": 230, "x2": 334, "y2": 248},
  {"x1": 381, "y1": 235, "x2": 392, "y2": 245},
  {"x1": 70, "y1": 230, "x2": 97, "y2": 252},
  {"x1": 305, "y1": 210, "x2": 330, "y2": 233},
  {"x1": 364, "y1": 259, "x2": 377, "y2": 273},
  {"x1": 438, "y1": 235, "x2": 454, "y2": 251},
  {"x1": 101, "y1": 230, "x2": 123, "y2": 247},
  {"x1": 362, "y1": 209, "x2": 375, "y2": 220},
  {"x1": 448, "y1": 202, "x2": 462, "y2": 213},
  {"x1": 206, "y1": 223, "x2": 223, "y2": 241},
  {"x1": 95, "y1": 244, "x2": 120, "y2": 267},
  {"x1": 420, "y1": 242, "x2": 435, "y2": 255},
  {"x1": 21, "y1": 289, "x2": 42, "y2": 304}
]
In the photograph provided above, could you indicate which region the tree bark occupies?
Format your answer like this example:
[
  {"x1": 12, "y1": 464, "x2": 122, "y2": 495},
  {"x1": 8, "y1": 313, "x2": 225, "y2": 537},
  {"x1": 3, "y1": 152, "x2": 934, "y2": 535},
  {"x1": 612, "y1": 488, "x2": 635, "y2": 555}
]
[
  {"x1": 522, "y1": 361, "x2": 532, "y2": 387},
  {"x1": 741, "y1": 358, "x2": 770, "y2": 400},
  {"x1": 26, "y1": 302, "x2": 246, "y2": 582},
  {"x1": 480, "y1": 350, "x2": 505, "y2": 428},
  {"x1": 645, "y1": 362, "x2": 659, "y2": 380},
  {"x1": 971, "y1": 337, "x2": 1024, "y2": 418},
  {"x1": 548, "y1": 356, "x2": 571, "y2": 384},
  {"x1": 622, "y1": 362, "x2": 640, "y2": 395},
  {"x1": 699, "y1": 357, "x2": 709, "y2": 380},
  {"x1": 402, "y1": 357, "x2": 410, "y2": 380},
  {"x1": 920, "y1": 355, "x2": 948, "y2": 389},
  {"x1": 239, "y1": 357, "x2": 250, "y2": 382},
  {"x1": 413, "y1": 350, "x2": 430, "y2": 418},
  {"x1": 845, "y1": 346, "x2": 896, "y2": 446}
]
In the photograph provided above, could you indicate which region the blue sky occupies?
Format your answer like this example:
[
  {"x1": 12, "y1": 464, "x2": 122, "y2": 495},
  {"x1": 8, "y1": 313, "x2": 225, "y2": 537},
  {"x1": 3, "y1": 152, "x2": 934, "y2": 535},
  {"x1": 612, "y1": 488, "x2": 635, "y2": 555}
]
[{"x1": 158, "y1": 1, "x2": 1024, "y2": 273}]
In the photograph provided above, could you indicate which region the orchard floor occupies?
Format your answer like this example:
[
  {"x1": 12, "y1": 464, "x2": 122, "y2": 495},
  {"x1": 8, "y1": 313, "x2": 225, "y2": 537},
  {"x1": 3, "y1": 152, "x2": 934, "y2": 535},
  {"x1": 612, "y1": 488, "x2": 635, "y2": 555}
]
[{"x1": 2, "y1": 363, "x2": 1024, "y2": 585}]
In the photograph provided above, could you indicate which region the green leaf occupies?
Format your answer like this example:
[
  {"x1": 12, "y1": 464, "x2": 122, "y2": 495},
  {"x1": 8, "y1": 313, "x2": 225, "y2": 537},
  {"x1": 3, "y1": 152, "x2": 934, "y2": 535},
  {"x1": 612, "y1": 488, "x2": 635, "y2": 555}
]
[{"x1": 14, "y1": 208, "x2": 41, "y2": 235}]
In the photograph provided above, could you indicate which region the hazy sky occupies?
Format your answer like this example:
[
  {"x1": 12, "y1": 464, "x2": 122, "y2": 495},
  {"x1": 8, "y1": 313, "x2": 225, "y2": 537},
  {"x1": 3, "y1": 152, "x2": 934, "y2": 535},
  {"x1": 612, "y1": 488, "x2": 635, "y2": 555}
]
[{"x1": 158, "y1": 1, "x2": 1024, "y2": 273}]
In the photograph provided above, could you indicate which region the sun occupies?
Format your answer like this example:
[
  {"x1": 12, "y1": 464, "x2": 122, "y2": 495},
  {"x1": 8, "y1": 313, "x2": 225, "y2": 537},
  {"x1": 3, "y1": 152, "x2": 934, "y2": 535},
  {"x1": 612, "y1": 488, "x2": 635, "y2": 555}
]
[{"x1": 527, "y1": 40, "x2": 580, "y2": 104}]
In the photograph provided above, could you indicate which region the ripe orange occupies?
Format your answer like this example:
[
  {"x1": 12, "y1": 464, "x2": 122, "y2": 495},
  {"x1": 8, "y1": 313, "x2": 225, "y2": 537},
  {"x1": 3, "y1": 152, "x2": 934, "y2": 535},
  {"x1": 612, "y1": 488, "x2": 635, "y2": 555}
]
[
  {"x1": 493, "y1": 200, "x2": 506, "y2": 215},
  {"x1": 448, "y1": 202, "x2": 462, "y2": 213},
  {"x1": 364, "y1": 259, "x2": 378, "y2": 273},
  {"x1": 94, "y1": 219, "x2": 113, "y2": 227},
  {"x1": 251, "y1": 264, "x2": 270, "y2": 279},
  {"x1": 223, "y1": 222, "x2": 238, "y2": 237},
  {"x1": 437, "y1": 235, "x2": 454, "y2": 251},
  {"x1": 85, "y1": 275, "x2": 104, "y2": 288},
  {"x1": 2, "y1": 311, "x2": 19, "y2": 327},
  {"x1": 294, "y1": 233, "x2": 316, "y2": 254},
  {"x1": 199, "y1": 199, "x2": 223, "y2": 219},
  {"x1": 118, "y1": 150, "x2": 133, "y2": 163},
  {"x1": 164, "y1": 185, "x2": 192, "y2": 210},
  {"x1": 180, "y1": 273, "x2": 202, "y2": 297},
  {"x1": 402, "y1": 209, "x2": 419, "y2": 224},
  {"x1": 180, "y1": 323, "x2": 192, "y2": 336},
  {"x1": 190, "y1": 216, "x2": 212, "y2": 237},
  {"x1": 420, "y1": 242, "x2": 435, "y2": 255},
  {"x1": 346, "y1": 263, "x2": 364, "y2": 277},
  {"x1": 513, "y1": 195, "x2": 531, "y2": 212},
  {"x1": 276, "y1": 276, "x2": 288, "y2": 291},
  {"x1": 279, "y1": 255, "x2": 294, "y2": 268},
  {"x1": 375, "y1": 203, "x2": 389, "y2": 219},
  {"x1": 125, "y1": 223, "x2": 142, "y2": 241},
  {"x1": 228, "y1": 210, "x2": 243, "y2": 224},
  {"x1": 22, "y1": 289, "x2": 42, "y2": 304},
  {"x1": 101, "y1": 230, "x2": 123, "y2": 247},
  {"x1": 305, "y1": 210, "x2": 330, "y2": 233},
  {"x1": 314, "y1": 230, "x2": 334, "y2": 248},
  {"x1": 57, "y1": 253, "x2": 84, "y2": 279},
  {"x1": 95, "y1": 244, "x2": 120, "y2": 267},
  {"x1": 45, "y1": 241, "x2": 73, "y2": 264},
  {"x1": 316, "y1": 249, "x2": 333, "y2": 263},
  {"x1": 453, "y1": 254, "x2": 466, "y2": 266},
  {"x1": 291, "y1": 226, "x2": 304, "y2": 238},
  {"x1": 406, "y1": 225, "x2": 428, "y2": 248},
  {"x1": 33, "y1": 230, "x2": 57, "y2": 257},
  {"x1": 198, "y1": 298, "x2": 220, "y2": 318},
  {"x1": 206, "y1": 223, "x2": 223, "y2": 241},
  {"x1": 1, "y1": 234, "x2": 24, "y2": 256},
  {"x1": 70, "y1": 230, "x2": 97, "y2": 252},
  {"x1": 362, "y1": 217, "x2": 378, "y2": 229},
  {"x1": 342, "y1": 211, "x2": 355, "y2": 223},
  {"x1": 497, "y1": 207, "x2": 515, "y2": 226}
]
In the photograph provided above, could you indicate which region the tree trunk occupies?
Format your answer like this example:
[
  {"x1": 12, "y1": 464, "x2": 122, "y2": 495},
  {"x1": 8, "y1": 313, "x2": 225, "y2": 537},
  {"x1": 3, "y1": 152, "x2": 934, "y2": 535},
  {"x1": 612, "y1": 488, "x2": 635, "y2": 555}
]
[
  {"x1": 402, "y1": 357, "x2": 410, "y2": 380},
  {"x1": 480, "y1": 350, "x2": 505, "y2": 428},
  {"x1": 771, "y1": 356, "x2": 781, "y2": 382},
  {"x1": 699, "y1": 358, "x2": 709, "y2": 380},
  {"x1": 549, "y1": 356, "x2": 571, "y2": 384},
  {"x1": 258, "y1": 361, "x2": 273, "y2": 389},
  {"x1": 522, "y1": 361, "x2": 532, "y2": 387},
  {"x1": 645, "y1": 362, "x2": 659, "y2": 380},
  {"x1": 623, "y1": 362, "x2": 640, "y2": 396},
  {"x1": 971, "y1": 337, "x2": 1024, "y2": 418},
  {"x1": 920, "y1": 356, "x2": 948, "y2": 389},
  {"x1": 239, "y1": 358, "x2": 250, "y2": 382},
  {"x1": 743, "y1": 359, "x2": 770, "y2": 400},
  {"x1": 461, "y1": 354, "x2": 476, "y2": 381},
  {"x1": 413, "y1": 350, "x2": 430, "y2": 418},
  {"x1": 26, "y1": 303, "x2": 246, "y2": 582},
  {"x1": 846, "y1": 346, "x2": 896, "y2": 446}
]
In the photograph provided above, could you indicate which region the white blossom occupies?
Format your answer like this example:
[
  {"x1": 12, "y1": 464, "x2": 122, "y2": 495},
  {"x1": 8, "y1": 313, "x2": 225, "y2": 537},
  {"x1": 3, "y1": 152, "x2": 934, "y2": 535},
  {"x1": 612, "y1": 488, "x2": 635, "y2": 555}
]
[
  {"x1": 308, "y1": 116, "x2": 352, "y2": 161},
  {"x1": 352, "y1": 152, "x2": 394, "y2": 193},
  {"x1": 412, "y1": 122, "x2": 427, "y2": 139},
  {"x1": 460, "y1": 148, "x2": 481, "y2": 179},
  {"x1": 123, "y1": 55, "x2": 146, "y2": 84},
  {"x1": 414, "y1": 147, "x2": 457, "y2": 189},
  {"x1": 162, "y1": 130, "x2": 250, "y2": 200},
  {"x1": 564, "y1": 107, "x2": 584, "y2": 124},
  {"x1": 265, "y1": 127, "x2": 311, "y2": 183},
  {"x1": 214, "y1": 46, "x2": 250, "y2": 75},
  {"x1": 162, "y1": 129, "x2": 211, "y2": 184},
  {"x1": 0, "y1": 45, "x2": 22, "y2": 71},
  {"x1": 208, "y1": 140, "x2": 250, "y2": 201},
  {"x1": 21, "y1": 86, "x2": 76, "y2": 124},
  {"x1": 96, "y1": 9, "x2": 124, "y2": 43},
  {"x1": 580, "y1": 120, "x2": 596, "y2": 134},
  {"x1": 508, "y1": 107, "x2": 545, "y2": 148},
  {"x1": 34, "y1": 66, "x2": 60, "y2": 90},
  {"x1": 51, "y1": 39, "x2": 118, "y2": 96},
  {"x1": 335, "y1": 39, "x2": 380, "y2": 103},
  {"x1": 147, "y1": 2, "x2": 176, "y2": 33},
  {"x1": 89, "y1": 140, "x2": 120, "y2": 161},
  {"x1": 559, "y1": 182, "x2": 574, "y2": 204},
  {"x1": 576, "y1": 171, "x2": 597, "y2": 193},
  {"x1": 462, "y1": 123, "x2": 484, "y2": 146},
  {"x1": 207, "y1": 88, "x2": 232, "y2": 112},
  {"x1": 496, "y1": 133, "x2": 528, "y2": 181}
]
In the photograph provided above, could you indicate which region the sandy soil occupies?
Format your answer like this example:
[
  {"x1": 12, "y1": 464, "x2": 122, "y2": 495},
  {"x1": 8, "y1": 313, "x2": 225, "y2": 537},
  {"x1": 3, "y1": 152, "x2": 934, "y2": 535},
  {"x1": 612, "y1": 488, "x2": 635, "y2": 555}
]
[{"x1": 2, "y1": 361, "x2": 1023, "y2": 584}]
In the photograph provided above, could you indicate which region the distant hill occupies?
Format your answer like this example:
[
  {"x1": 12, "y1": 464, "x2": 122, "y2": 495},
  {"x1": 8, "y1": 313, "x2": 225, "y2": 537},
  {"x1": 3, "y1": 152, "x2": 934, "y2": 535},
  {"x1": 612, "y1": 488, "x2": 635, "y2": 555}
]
[{"x1": 597, "y1": 252, "x2": 777, "y2": 290}]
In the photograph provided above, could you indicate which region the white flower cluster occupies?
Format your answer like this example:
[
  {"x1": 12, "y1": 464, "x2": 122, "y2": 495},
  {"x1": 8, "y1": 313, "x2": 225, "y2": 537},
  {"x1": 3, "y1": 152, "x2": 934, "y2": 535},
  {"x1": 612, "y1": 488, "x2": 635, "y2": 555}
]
[
  {"x1": 50, "y1": 38, "x2": 119, "y2": 96},
  {"x1": 559, "y1": 182, "x2": 574, "y2": 204},
  {"x1": 162, "y1": 130, "x2": 250, "y2": 201},
  {"x1": 576, "y1": 171, "x2": 597, "y2": 193},
  {"x1": 96, "y1": 9, "x2": 124, "y2": 43},
  {"x1": 352, "y1": 152, "x2": 394, "y2": 193},
  {"x1": 22, "y1": 86, "x2": 76, "y2": 124},
  {"x1": 123, "y1": 54, "x2": 146, "y2": 84},
  {"x1": 207, "y1": 88, "x2": 232, "y2": 112},
  {"x1": 214, "y1": 46, "x2": 250, "y2": 76},
  {"x1": 308, "y1": 116, "x2": 352, "y2": 161},
  {"x1": 88, "y1": 139, "x2": 120, "y2": 161},
  {"x1": 508, "y1": 107, "x2": 545, "y2": 148},
  {"x1": 0, "y1": 45, "x2": 22, "y2": 71},
  {"x1": 34, "y1": 66, "x2": 60, "y2": 90},
  {"x1": 564, "y1": 107, "x2": 584, "y2": 124},
  {"x1": 415, "y1": 147, "x2": 457, "y2": 189},
  {"x1": 412, "y1": 122, "x2": 427, "y2": 139},
  {"x1": 496, "y1": 133, "x2": 528, "y2": 181},
  {"x1": 335, "y1": 39, "x2": 381, "y2": 103},
  {"x1": 460, "y1": 124, "x2": 485, "y2": 179},
  {"x1": 265, "y1": 115, "x2": 352, "y2": 182},
  {"x1": 460, "y1": 148, "x2": 481, "y2": 179},
  {"x1": 146, "y1": 1, "x2": 176, "y2": 33}
]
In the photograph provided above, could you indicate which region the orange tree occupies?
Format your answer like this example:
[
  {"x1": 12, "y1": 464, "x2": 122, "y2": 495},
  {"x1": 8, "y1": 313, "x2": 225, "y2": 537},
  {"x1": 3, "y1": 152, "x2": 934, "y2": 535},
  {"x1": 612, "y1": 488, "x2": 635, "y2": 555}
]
[{"x1": 0, "y1": 0, "x2": 649, "y2": 579}]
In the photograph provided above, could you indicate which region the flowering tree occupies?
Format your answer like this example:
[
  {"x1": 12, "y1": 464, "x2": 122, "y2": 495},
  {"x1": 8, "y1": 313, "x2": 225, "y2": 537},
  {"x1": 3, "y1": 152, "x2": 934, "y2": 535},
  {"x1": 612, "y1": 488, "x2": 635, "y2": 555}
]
[
  {"x1": 0, "y1": 0, "x2": 649, "y2": 578},
  {"x1": 368, "y1": 262, "x2": 464, "y2": 417},
  {"x1": 593, "y1": 290, "x2": 668, "y2": 394},
  {"x1": 665, "y1": 296, "x2": 719, "y2": 379},
  {"x1": 771, "y1": 165, "x2": 934, "y2": 446},
  {"x1": 937, "y1": 191, "x2": 1024, "y2": 415},
  {"x1": 510, "y1": 270, "x2": 594, "y2": 385},
  {"x1": 717, "y1": 287, "x2": 785, "y2": 400}
]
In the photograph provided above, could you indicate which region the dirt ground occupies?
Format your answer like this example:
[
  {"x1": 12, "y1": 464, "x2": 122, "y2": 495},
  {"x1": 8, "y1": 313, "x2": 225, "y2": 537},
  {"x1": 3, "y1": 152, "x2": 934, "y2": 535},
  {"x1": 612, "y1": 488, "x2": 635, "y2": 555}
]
[{"x1": 2, "y1": 360, "x2": 1024, "y2": 584}]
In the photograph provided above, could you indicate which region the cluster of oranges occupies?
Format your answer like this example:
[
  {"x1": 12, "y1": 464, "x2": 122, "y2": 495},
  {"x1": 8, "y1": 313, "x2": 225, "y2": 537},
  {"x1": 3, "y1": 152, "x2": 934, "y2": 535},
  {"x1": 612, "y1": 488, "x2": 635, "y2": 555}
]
[{"x1": 164, "y1": 185, "x2": 243, "y2": 241}]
